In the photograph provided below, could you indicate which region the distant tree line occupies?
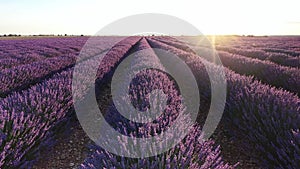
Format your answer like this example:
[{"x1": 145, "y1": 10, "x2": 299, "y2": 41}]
[{"x1": 0, "y1": 34, "x2": 22, "y2": 37}]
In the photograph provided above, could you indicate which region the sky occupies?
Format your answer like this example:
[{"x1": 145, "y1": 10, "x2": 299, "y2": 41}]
[{"x1": 1, "y1": 0, "x2": 300, "y2": 35}]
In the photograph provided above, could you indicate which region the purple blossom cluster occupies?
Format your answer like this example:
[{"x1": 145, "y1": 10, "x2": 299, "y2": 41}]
[
  {"x1": 80, "y1": 126, "x2": 236, "y2": 169},
  {"x1": 147, "y1": 38, "x2": 300, "y2": 168}
]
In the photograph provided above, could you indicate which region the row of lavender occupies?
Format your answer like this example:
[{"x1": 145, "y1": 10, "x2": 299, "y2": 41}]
[
  {"x1": 0, "y1": 37, "x2": 89, "y2": 70},
  {"x1": 147, "y1": 38, "x2": 300, "y2": 168},
  {"x1": 191, "y1": 46, "x2": 300, "y2": 96},
  {"x1": 80, "y1": 38, "x2": 236, "y2": 169},
  {"x1": 159, "y1": 36, "x2": 300, "y2": 68},
  {"x1": 0, "y1": 37, "x2": 89, "y2": 59},
  {"x1": 0, "y1": 54, "x2": 77, "y2": 97},
  {"x1": 0, "y1": 48, "x2": 101, "y2": 98},
  {"x1": 216, "y1": 46, "x2": 300, "y2": 68},
  {"x1": 178, "y1": 36, "x2": 300, "y2": 56},
  {"x1": 154, "y1": 37, "x2": 300, "y2": 96},
  {"x1": 177, "y1": 36, "x2": 300, "y2": 68},
  {"x1": 0, "y1": 36, "x2": 119, "y2": 98},
  {"x1": 222, "y1": 37, "x2": 300, "y2": 57},
  {"x1": 0, "y1": 37, "x2": 140, "y2": 168}
]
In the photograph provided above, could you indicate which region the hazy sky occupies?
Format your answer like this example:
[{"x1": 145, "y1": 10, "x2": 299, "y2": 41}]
[{"x1": 1, "y1": 0, "x2": 300, "y2": 35}]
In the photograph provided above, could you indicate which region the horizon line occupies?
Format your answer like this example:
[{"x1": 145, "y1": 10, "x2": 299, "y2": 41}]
[{"x1": 1, "y1": 34, "x2": 300, "y2": 37}]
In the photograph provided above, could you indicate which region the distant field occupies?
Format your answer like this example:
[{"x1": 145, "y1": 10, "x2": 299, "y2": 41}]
[{"x1": 0, "y1": 35, "x2": 87, "y2": 40}]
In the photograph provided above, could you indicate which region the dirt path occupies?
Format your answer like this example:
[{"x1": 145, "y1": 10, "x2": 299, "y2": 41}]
[
  {"x1": 32, "y1": 119, "x2": 262, "y2": 169},
  {"x1": 212, "y1": 123, "x2": 263, "y2": 169},
  {"x1": 32, "y1": 117, "x2": 92, "y2": 169}
]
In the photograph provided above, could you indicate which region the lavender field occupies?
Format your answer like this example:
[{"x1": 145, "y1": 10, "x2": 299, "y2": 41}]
[{"x1": 0, "y1": 35, "x2": 299, "y2": 169}]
